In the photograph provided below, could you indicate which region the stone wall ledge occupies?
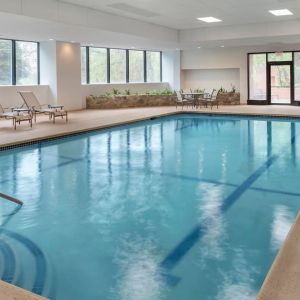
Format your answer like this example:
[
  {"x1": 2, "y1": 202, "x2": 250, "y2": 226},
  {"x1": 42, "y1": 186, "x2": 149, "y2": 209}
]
[{"x1": 86, "y1": 93, "x2": 240, "y2": 109}]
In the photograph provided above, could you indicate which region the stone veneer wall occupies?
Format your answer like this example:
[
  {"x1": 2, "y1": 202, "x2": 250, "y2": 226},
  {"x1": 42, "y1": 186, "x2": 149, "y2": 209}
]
[
  {"x1": 86, "y1": 95, "x2": 177, "y2": 109},
  {"x1": 86, "y1": 92, "x2": 240, "y2": 109},
  {"x1": 217, "y1": 92, "x2": 240, "y2": 105}
]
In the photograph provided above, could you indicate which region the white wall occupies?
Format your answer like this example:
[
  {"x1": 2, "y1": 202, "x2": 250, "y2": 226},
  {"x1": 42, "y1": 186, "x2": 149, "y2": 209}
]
[
  {"x1": 182, "y1": 69, "x2": 240, "y2": 92},
  {"x1": 181, "y1": 44, "x2": 300, "y2": 104},
  {"x1": 0, "y1": 85, "x2": 50, "y2": 108},
  {"x1": 0, "y1": 0, "x2": 178, "y2": 50}
]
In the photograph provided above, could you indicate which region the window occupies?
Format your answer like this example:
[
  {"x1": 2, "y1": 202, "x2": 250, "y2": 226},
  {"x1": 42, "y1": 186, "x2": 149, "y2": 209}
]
[
  {"x1": 249, "y1": 53, "x2": 267, "y2": 100},
  {"x1": 89, "y1": 47, "x2": 107, "y2": 84},
  {"x1": 268, "y1": 52, "x2": 292, "y2": 62},
  {"x1": 81, "y1": 47, "x2": 87, "y2": 84},
  {"x1": 82, "y1": 46, "x2": 162, "y2": 84},
  {"x1": 295, "y1": 52, "x2": 300, "y2": 101},
  {"x1": 110, "y1": 49, "x2": 126, "y2": 83},
  {"x1": 16, "y1": 41, "x2": 38, "y2": 85},
  {"x1": 146, "y1": 51, "x2": 161, "y2": 82},
  {"x1": 0, "y1": 40, "x2": 12, "y2": 85},
  {"x1": 129, "y1": 50, "x2": 144, "y2": 83}
]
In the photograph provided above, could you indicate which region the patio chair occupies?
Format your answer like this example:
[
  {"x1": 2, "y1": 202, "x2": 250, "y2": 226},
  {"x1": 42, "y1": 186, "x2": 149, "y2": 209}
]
[
  {"x1": 18, "y1": 91, "x2": 68, "y2": 124},
  {"x1": 175, "y1": 91, "x2": 194, "y2": 109},
  {"x1": 0, "y1": 104, "x2": 32, "y2": 130},
  {"x1": 205, "y1": 89, "x2": 219, "y2": 109}
]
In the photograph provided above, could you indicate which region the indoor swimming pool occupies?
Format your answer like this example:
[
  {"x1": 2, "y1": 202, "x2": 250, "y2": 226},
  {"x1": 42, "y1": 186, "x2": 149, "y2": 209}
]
[{"x1": 0, "y1": 114, "x2": 300, "y2": 300}]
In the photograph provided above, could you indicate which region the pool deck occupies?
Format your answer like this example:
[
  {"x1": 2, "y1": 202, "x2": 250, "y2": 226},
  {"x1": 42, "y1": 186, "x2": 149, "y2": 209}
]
[
  {"x1": 1, "y1": 105, "x2": 300, "y2": 148},
  {"x1": 0, "y1": 280, "x2": 47, "y2": 300},
  {"x1": 257, "y1": 212, "x2": 300, "y2": 300},
  {"x1": 1, "y1": 104, "x2": 300, "y2": 299}
]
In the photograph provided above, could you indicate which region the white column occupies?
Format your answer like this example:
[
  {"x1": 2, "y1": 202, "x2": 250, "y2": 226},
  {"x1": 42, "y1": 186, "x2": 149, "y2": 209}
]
[
  {"x1": 40, "y1": 41, "x2": 82, "y2": 110},
  {"x1": 162, "y1": 50, "x2": 181, "y2": 91}
]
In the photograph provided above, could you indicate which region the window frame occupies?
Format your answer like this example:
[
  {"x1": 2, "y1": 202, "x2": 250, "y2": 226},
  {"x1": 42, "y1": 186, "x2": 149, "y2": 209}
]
[
  {"x1": 88, "y1": 46, "x2": 108, "y2": 85},
  {"x1": 128, "y1": 49, "x2": 145, "y2": 83},
  {"x1": 145, "y1": 50, "x2": 162, "y2": 83},
  {"x1": 82, "y1": 46, "x2": 162, "y2": 85},
  {"x1": 0, "y1": 38, "x2": 40, "y2": 86},
  {"x1": 247, "y1": 50, "x2": 300, "y2": 105}
]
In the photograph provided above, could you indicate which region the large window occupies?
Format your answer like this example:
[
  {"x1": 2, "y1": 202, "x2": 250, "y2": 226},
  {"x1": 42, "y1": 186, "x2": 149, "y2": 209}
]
[
  {"x1": 129, "y1": 50, "x2": 144, "y2": 83},
  {"x1": 0, "y1": 39, "x2": 39, "y2": 86},
  {"x1": 249, "y1": 53, "x2": 267, "y2": 100},
  {"x1": 110, "y1": 49, "x2": 126, "y2": 83},
  {"x1": 146, "y1": 51, "x2": 161, "y2": 82},
  {"x1": 294, "y1": 52, "x2": 300, "y2": 101},
  {"x1": 81, "y1": 46, "x2": 162, "y2": 84},
  {"x1": 81, "y1": 47, "x2": 87, "y2": 84},
  {"x1": 89, "y1": 47, "x2": 107, "y2": 84},
  {"x1": 16, "y1": 41, "x2": 38, "y2": 85},
  {"x1": 0, "y1": 40, "x2": 12, "y2": 85}
]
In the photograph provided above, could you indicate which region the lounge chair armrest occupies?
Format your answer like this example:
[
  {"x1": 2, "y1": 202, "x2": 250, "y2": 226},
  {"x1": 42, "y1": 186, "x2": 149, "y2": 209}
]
[{"x1": 48, "y1": 104, "x2": 64, "y2": 110}]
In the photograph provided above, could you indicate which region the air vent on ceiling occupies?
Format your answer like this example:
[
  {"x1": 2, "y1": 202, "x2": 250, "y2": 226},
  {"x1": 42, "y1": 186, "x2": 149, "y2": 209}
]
[{"x1": 107, "y1": 3, "x2": 159, "y2": 18}]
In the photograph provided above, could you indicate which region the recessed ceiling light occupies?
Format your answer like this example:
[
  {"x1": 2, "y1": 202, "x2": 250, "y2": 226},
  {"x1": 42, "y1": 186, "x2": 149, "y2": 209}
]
[
  {"x1": 197, "y1": 46, "x2": 202, "y2": 49},
  {"x1": 49, "y1": 38, "x2": 54, "y2": 41},
  {"x1": 197, "y1": 17, "x2": 222, "y2": 23},
  {"x1": 220, "y1": 45, "x2": 225, "y2": 48},
  {"x1": 269, "y1": 9, "x2": 293, "y2": 16}
]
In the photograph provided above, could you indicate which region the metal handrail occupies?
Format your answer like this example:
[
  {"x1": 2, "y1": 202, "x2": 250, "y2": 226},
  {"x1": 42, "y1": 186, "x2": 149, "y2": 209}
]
[{"x1": 0, "y1": 192, "x2": 23, "y2": 206}]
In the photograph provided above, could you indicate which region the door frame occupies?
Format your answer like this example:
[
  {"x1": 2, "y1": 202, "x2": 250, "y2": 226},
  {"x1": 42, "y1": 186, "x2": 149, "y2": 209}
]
[{"x1": 266, "y1": 61, "x2": 294, "y2": 105}]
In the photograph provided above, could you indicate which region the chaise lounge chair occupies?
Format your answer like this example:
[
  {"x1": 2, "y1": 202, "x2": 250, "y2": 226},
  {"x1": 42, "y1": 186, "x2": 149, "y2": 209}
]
[
  {"x1": 0, "y1": 104, "x2": 32, "y2": 130},
  {"x1": 18, "y1": 91, "x2": 68, "y2": 124}
]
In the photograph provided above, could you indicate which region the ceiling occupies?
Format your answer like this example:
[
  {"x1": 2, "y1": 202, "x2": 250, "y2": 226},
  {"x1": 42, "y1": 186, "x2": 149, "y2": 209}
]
[{"x1": 62, "y1": 0, "x2": 300, "y2": 30}]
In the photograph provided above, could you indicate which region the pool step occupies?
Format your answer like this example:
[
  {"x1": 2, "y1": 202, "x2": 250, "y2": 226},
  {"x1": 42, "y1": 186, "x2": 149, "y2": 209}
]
[{"x1": 0, "y1": 230, "x2": 52, "y2": 298}]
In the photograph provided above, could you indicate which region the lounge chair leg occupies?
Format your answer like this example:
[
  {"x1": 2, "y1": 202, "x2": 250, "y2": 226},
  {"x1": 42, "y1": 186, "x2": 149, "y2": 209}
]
[{"x1": 66, "y1": 113, "x2": 68, "y2": 123}]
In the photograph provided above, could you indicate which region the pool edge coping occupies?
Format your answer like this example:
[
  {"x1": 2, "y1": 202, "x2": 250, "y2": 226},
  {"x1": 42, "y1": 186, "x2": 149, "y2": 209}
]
[
  {"x1": 257, "y1": 212, "x2": 300, "y2": 300},
  {"x1": 0, "y1": 280, "x2": 48, "y2": 300},
  {"x1": 2, "y1": 109, "x2": 300, "y2": 151}
]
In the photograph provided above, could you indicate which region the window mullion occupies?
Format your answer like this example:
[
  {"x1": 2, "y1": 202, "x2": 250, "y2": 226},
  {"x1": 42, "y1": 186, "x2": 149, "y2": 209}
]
[{"x1": 12, "y1": 40, "x2": 16, "y2": 85}]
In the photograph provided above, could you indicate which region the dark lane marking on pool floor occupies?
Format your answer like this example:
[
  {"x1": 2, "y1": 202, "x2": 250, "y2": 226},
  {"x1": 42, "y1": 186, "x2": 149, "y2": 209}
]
[{"x1": 159, "y1": 154, "x2": 279, "y2": 273}]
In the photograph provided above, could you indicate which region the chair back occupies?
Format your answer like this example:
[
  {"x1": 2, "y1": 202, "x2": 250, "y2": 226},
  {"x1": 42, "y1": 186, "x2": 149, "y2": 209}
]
[
  {"x1": 0, "y1": 104, "x2": 4, "y2": 114},
  {"x1": 211, "y1": 89, "x2": 218, "y2": 100},
  {"x1": 18, "y1": 91, "x2": 42, "y2": 109},
  {"x1": 175, "y1": 91, "x2": 183, "y2": 101}
]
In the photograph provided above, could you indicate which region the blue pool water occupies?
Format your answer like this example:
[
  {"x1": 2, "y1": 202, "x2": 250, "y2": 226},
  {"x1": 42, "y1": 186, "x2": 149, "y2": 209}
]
[{"x1": 0, "y1": 114, "x2": 300, "y2": 300}]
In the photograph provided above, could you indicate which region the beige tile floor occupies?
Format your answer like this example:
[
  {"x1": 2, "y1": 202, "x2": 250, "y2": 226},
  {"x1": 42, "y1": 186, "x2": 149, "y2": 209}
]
[
  {"x1": 257, "y1": 213, "x2": 300, "y2": 300},
  {"x1": 0, "y1": 280, "x2": 47, "y2": 300},
  {"x1": 2, "y1": 105, "x2": 300, "y2": 148},
  {"x1": 1, "y1": 105, "x2": 300, "y2": 300}
]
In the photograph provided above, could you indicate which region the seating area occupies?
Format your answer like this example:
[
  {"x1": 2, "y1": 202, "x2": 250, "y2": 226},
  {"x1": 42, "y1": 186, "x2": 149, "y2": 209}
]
[
  {"x1": 176, "y1": 89, "x2": 220, "y2": 109},
  {"x1": 0, "y1": 91, "x2": 68, "y2": 129}
]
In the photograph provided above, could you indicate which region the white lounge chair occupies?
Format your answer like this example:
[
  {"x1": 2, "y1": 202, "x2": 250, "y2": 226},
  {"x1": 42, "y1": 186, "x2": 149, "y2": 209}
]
[
  {"x1": 18, "y1": 91, "x2": 68, "y2": 124},
  {"x1": 0, "y1": 104, "x2": 32, "y2": 130}
]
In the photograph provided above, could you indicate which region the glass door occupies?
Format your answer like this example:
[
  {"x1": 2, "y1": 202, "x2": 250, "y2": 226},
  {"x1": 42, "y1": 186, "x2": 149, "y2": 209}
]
[{"x1": 268, "y1": 63, "x2": 292, "y2": 104}]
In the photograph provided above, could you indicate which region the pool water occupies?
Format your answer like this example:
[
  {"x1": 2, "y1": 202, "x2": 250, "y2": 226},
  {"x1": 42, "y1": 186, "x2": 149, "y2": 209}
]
[{"x1": 0, "y1": 114, "x2": 300, "y2": 300}]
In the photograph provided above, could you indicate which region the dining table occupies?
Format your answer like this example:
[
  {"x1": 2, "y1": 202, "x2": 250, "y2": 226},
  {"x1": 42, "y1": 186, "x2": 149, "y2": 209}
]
[{"x1": 181, "y1": 92, "x2": 206, "y2": 107}]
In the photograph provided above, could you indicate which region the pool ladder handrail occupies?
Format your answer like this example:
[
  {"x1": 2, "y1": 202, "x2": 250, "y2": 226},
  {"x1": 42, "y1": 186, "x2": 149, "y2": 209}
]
[{"x1": 0, "y1": 192, "x2": 23, "y2": 206}]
